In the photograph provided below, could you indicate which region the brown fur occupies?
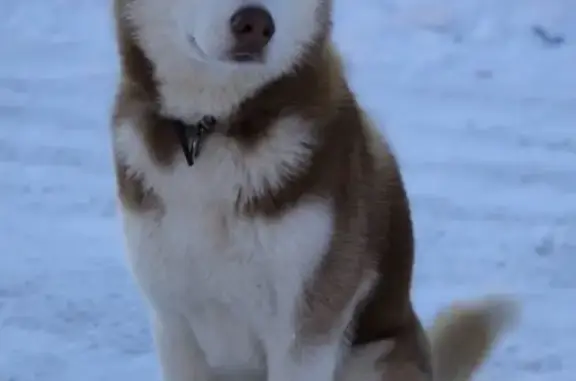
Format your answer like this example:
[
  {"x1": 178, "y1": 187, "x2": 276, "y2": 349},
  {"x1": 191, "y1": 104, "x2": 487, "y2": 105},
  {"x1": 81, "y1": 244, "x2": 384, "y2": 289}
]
[
  {"x1": 111, "y1": 0, "x2": 430, "y2": 379},
  {"x1": 377, "y1": 296, "x2": 518, "y2": 381},
  {"x1": 428, "y1": 297, "x2": 518, "y2": 381}
]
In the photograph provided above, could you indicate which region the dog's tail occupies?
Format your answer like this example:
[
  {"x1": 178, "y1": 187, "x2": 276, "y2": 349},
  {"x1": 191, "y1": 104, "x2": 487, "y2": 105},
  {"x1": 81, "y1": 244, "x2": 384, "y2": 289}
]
[{"x1": 427, "y1": 295, "x2": 519, "y2": 381}]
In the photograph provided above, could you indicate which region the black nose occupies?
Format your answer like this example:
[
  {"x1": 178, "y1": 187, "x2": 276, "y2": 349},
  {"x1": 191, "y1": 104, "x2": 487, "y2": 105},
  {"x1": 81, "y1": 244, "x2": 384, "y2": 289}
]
[{"x1": 229, "y1": 6, "x2": 275, "y2": 61}]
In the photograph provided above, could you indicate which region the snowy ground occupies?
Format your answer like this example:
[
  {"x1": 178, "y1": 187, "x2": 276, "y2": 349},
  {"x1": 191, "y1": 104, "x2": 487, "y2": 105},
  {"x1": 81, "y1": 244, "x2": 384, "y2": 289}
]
[{"x1": 1, "y1": 0, "x2": 575, "y2": 380}]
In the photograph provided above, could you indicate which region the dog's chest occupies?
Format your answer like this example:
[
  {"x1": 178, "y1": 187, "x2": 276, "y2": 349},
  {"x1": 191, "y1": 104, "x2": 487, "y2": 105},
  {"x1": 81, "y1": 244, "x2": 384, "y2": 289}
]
[
  {"x1": 118, "y1": 127, "x2": 334, "y2": 367},
  {"x1": 123, "y1": 167, "x2": 332, "y2": 305}
]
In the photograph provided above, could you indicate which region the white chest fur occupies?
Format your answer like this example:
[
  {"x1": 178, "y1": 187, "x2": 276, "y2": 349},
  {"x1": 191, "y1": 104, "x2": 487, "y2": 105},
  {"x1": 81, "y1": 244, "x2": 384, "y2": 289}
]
[{"x1": 115, "y1": 117, "x2": 334, "y2": 372}]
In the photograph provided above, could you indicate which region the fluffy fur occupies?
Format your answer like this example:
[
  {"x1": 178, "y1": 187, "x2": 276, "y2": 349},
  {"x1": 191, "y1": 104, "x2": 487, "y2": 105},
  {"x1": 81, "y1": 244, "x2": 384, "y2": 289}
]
[
  {"x1": 110, "y1": 0, "x2": 518, "y2": 380},
  {"x1": 121, "y1": 0, "x2": 329, "y2": 119}
]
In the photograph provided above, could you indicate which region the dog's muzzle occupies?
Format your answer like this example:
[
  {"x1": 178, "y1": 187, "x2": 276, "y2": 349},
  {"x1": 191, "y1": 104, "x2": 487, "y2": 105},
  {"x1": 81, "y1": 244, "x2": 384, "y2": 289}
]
[{"x1": 228, "y1": 6, "x2": 275, "y2": 62}]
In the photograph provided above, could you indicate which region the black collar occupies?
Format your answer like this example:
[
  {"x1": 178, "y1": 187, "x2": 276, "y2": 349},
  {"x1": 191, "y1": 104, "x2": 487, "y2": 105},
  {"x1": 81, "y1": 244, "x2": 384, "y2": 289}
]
[{"x1": 171, "y1": 115, "x2": 217, "y2": 166}]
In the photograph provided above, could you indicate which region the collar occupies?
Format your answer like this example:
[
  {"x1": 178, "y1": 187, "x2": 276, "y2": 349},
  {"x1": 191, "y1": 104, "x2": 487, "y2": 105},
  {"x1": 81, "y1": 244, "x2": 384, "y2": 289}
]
[{"x1": 171, "y1": 115, "x2": 217, "y2": 166}]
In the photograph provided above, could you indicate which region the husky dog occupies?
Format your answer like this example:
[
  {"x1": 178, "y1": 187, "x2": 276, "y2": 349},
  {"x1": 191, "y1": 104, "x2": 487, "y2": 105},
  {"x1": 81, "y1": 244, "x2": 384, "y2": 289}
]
[{"x1": 110, "y1": 0, "x2": 517, "y2": 380}]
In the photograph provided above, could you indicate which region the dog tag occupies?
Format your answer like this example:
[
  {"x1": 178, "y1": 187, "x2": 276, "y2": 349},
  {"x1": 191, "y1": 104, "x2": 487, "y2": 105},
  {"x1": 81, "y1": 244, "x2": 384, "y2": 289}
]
[{"x1": 173, "y1": 116, "x2": 216, "y2": 166}]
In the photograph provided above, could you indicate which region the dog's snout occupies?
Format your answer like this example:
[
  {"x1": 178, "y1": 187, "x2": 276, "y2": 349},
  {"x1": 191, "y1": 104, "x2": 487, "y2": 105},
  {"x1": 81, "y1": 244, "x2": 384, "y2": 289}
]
[{"x1": 229, "y1": 6, "x2": 275, "y2": 61}]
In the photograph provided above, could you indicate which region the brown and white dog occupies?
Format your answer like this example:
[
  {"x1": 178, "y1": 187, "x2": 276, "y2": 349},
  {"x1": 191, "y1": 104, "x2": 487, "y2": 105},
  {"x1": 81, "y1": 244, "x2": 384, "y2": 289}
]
[{"x1": 110, "y1": 0, "x2": 517, "y2": 380}]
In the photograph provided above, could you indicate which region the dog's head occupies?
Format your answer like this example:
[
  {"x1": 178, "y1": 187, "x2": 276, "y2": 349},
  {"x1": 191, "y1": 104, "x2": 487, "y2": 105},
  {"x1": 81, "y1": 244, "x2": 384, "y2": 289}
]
[{"x1": 120, "y1": 0, "x2": 332, "y2": 75}]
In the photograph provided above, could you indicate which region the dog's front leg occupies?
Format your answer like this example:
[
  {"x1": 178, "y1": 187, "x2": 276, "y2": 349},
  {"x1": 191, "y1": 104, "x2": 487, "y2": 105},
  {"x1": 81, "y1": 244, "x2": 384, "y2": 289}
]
[{"x1": 153, "y1": 311, "x2": 211, "y2": 381}]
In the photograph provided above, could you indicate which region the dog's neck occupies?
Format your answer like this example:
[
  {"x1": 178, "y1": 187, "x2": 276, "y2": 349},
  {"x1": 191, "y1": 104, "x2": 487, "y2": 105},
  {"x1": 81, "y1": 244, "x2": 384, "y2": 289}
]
[
  {"x1": 168, "y1": 115, "x2": 217, "y2": 167},
  {"x1": 113, "y1": 5, "x2": 343, "y2": 169}
]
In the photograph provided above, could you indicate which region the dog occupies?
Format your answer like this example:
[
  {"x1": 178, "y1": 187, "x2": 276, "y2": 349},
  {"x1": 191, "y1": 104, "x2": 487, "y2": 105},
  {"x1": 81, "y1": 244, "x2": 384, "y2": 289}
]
[{"x1": 110, "y1": 0, "x2": 517, "y2": 380}]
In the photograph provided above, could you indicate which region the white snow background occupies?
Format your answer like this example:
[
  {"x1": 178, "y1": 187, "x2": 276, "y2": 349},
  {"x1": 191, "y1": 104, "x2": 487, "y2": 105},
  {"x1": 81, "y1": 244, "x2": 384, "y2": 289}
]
[{"x1": 0, "y1": 0, "x2": 575, "y2": 379}]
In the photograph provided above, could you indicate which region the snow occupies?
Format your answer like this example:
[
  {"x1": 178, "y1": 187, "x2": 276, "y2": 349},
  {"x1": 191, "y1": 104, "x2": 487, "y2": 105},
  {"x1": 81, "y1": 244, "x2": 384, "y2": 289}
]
[{"x1": 1, "y1": 0, "x2": 575, "y2": 380}]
